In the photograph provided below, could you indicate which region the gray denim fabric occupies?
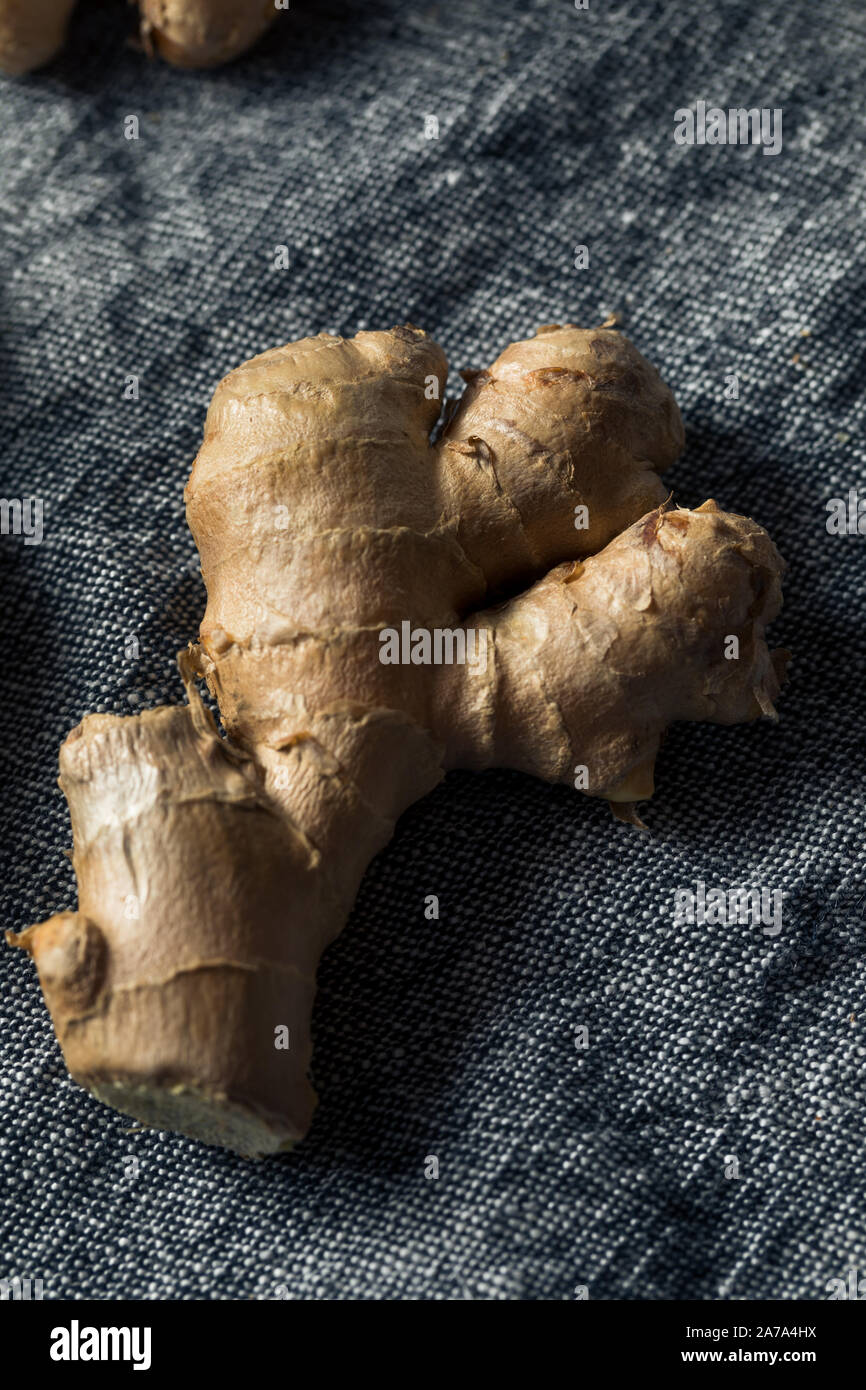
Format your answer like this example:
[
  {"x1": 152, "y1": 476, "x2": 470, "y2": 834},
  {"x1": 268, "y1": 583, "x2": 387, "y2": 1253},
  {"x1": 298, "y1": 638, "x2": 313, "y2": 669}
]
[{"x1": 1, "y1": 0, "x2": 864, "y2": 1302}]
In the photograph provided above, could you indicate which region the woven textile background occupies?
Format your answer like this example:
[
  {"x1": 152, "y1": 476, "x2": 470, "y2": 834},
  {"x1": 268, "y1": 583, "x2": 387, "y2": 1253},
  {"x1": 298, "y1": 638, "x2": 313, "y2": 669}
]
[{"x1": 1, "y1": 0, "x2": 864, "y2": 1302}]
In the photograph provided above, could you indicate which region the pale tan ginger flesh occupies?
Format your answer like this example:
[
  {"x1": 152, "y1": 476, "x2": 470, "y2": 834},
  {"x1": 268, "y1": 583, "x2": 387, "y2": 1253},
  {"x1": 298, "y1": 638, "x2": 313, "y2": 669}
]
[
  {"x1": 10, "y1": 324, "x2": 786, "y2": 1157},
  {"x1": 0, "y1": 0, "x2": 276, "y2": 74}
]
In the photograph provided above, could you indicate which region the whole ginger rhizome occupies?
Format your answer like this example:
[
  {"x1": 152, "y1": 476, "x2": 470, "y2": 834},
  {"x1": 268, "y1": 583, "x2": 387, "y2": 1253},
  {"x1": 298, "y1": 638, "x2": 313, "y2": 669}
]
[{"x1": 10, "y1": 324, "x2": 786, "y2": 1154}]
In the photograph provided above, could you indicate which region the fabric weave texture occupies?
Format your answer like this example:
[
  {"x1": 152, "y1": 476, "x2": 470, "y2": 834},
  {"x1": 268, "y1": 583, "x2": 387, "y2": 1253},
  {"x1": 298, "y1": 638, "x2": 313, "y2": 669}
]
[{"x1": 1, "y1": 0, "x2": 864, "y2": 1301}]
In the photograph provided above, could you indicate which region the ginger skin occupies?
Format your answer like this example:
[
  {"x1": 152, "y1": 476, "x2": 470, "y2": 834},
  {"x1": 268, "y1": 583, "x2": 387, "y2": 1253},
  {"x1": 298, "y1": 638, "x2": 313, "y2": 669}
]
[
  {"x1": 10, "y1": 324, "x2": 786, "y2": 1156},
  {"x1": 139, "y1": 0, "x2": 277, "y2": 69},
  {"x1": 0, "y1": 0, "x2": 276, "y2": 74},
  {"x1": 0, "y1": 0, "x2": 76, "y2": 75}
]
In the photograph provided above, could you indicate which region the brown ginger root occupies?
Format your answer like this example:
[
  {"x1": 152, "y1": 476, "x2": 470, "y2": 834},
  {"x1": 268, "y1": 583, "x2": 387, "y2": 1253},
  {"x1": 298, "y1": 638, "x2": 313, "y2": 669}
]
[
  {"x1": 0, "y1": 0, "x2": 277, "y2": 74},
  {"x1": 139, "y1": 0, "x2": 277, "y2": 69},
  {"x1": 0, "y1": 0, "x2": 76, "y2": 75},
  {"x1": 10, "y1": 324, "x2": 786, "y2": 1156}
]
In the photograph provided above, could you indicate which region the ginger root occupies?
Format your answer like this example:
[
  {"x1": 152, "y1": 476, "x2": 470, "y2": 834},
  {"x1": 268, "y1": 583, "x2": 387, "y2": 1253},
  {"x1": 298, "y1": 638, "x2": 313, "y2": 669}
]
[
  {"x1": 138, "y1": 0, "x2": 277, "y2": 69},
  {"x1": 0, "y1": 0, "x2": 277, "y2": 74},
  {"x1": 10, "y1": 324, "x2": 786, "y2": 1156},
  {"x1": 0, "y1": 0, "x2": 76, "y2": 75}
]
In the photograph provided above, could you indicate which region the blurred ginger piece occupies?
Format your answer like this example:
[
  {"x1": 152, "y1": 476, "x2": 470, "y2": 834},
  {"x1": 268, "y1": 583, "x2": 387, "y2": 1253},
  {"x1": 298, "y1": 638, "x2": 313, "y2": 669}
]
[{"x1": 0, "y1": 0, "x2": 278, "y2": 75}]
